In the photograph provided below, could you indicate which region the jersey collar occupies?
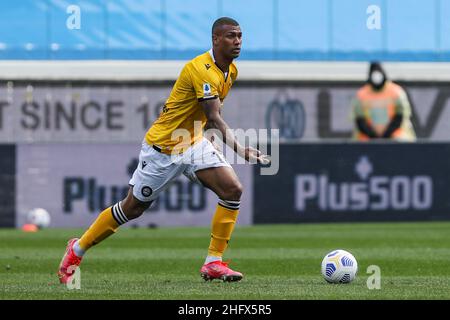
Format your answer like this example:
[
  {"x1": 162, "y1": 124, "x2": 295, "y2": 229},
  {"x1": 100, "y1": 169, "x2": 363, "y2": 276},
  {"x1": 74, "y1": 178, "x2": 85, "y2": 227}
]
[
  {"x1": 208, "y1": 48, "x2": 216, "y2": 62},
  {"x1": 209, "y1": 48, "x2": 229, "y2": 81}
]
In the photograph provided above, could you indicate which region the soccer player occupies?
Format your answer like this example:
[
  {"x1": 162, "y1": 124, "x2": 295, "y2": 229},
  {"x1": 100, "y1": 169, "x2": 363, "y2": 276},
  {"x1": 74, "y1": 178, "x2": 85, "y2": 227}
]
[{"x1": 58, "y1": 17, "x2": 269, "y2": 283}]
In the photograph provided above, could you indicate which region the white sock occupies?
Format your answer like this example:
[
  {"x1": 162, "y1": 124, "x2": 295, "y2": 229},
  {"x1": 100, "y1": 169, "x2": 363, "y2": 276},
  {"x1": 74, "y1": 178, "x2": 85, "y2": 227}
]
[
  {"x1": 72, "y1": 240, "x2": 86, "y2": 257},
  {"x1": 205, "y1": 256, "x2": 222, "y2": 264}
]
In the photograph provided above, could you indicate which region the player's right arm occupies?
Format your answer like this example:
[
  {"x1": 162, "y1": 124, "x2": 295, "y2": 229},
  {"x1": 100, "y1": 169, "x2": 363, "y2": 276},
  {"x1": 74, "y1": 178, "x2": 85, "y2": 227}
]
[{"x1": 200, "y1": 98, "x2": 269, "y2": 164}]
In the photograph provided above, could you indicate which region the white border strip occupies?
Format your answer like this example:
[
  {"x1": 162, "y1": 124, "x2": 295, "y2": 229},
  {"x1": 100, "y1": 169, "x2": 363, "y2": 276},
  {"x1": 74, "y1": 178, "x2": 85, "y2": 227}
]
[{"x1": 1, "y1": 61, "x2": 450, "y2": 81}]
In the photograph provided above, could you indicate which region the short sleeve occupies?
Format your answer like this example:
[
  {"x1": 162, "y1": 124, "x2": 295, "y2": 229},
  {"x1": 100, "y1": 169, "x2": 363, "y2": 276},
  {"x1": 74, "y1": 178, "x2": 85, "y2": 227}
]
[{"x1": 187, "y1": 63, "x2": 219, "y2": 101}]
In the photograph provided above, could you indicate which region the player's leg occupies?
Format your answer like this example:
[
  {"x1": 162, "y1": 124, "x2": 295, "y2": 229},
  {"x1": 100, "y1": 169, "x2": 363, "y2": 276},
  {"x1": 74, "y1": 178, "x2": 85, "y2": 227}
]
[
  {"x1": 182, "y1": 138, "x2": 244, "y2": 281},
  {"x1": 72, "y1": 187, "x2": 151, "y2": 256},
  {"x1": 195, "y1": 166, "x2": 244, "y2": 281},
  {"x1": 58, "y1": 142, "x2": 183, "y2": 283},
  {"x1": 196, "y1": 166, "x2": 242, "y2": 260},
  {"x1": 58, "y1": 187, "x2": 152, "y2": 283}
]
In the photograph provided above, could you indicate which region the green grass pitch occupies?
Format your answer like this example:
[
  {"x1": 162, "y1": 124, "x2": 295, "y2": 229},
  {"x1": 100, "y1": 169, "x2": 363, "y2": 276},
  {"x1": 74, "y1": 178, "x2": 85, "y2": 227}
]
[{"x1": 1, "y1": 222, "x2": 450, "y2": 300}]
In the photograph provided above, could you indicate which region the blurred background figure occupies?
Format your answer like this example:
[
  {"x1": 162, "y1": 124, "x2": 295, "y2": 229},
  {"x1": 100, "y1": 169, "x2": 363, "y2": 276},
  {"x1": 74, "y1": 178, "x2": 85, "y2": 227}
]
[{"x1": 351, "y1": 62, "x2": 416, "y2": 142}]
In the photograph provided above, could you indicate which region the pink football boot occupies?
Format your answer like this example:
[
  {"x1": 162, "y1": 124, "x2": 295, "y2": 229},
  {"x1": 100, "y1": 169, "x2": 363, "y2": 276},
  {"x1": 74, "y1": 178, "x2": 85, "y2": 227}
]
[{"x1": 200, "y1": 261, "x2": 243, "y2": 282}]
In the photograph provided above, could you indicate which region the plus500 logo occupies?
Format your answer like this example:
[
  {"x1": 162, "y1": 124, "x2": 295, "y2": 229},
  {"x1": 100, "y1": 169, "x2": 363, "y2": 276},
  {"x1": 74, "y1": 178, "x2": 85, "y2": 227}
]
[{"x1": 295, "y1": 175, "x2": 433, "y2": 211}]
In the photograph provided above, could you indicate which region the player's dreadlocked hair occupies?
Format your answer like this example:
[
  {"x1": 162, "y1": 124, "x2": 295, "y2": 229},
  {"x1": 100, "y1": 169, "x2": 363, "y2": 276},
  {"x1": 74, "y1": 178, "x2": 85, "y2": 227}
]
[{"x1": 212, "y1": 17, "x2": 239, "y2": 35}]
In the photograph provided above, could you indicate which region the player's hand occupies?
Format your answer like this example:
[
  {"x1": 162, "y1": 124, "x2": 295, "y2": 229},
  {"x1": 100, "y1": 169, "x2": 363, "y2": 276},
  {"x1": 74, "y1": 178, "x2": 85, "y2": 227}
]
[{"x1": 242, "y1": 146, "x2": 271, "y2": 165}]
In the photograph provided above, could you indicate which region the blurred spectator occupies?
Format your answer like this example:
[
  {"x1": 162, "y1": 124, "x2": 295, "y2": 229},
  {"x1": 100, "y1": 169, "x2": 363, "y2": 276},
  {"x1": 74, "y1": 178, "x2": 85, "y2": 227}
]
[{"x1": 351, "y1": 62, "x2": 416, "y2": 142}]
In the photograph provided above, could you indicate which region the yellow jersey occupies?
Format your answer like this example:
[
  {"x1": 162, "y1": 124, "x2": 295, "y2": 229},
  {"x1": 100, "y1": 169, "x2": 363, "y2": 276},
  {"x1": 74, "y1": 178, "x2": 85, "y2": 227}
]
[{"x1": 145, "y1": 50, "x2": 238, "y2": 153}]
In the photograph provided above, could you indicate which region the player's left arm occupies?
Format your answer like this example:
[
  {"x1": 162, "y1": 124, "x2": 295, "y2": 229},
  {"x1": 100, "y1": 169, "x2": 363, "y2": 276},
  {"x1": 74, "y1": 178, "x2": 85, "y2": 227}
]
[{"x1": 200, "y1": 98, "x2": 270, "y2": 164}]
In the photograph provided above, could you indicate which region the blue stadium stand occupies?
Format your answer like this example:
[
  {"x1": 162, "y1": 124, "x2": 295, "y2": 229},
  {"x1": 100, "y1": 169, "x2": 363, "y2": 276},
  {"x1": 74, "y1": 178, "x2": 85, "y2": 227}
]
[{"x1": 0, "y1": 0, "x2": 449, "y2": 61}]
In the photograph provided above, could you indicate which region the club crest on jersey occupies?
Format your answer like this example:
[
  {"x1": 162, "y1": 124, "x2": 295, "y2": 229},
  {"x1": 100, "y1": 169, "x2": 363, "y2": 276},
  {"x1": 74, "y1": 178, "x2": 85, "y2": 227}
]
[
  {"x1": 203, "y1": 83, "x2": 212, "y2": 97},
  {"x1": 205, "y1": 63, "x2": 211, "y2": 70}
]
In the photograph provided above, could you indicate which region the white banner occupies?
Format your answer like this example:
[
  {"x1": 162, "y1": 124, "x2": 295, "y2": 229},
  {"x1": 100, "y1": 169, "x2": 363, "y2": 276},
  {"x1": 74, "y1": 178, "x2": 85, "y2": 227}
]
[{"x1": 1, "y1": 82, "x2": 449, "y2": 142}]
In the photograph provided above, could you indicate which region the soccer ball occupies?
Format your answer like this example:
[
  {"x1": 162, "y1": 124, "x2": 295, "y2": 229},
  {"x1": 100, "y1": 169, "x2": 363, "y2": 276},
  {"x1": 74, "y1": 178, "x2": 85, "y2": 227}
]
[
  {"x1": 321, "y1": 249, "x2": 358, "y2": 284},
  {"x1": 27, "y1": 208, "x2": 51, "y2": 229}
]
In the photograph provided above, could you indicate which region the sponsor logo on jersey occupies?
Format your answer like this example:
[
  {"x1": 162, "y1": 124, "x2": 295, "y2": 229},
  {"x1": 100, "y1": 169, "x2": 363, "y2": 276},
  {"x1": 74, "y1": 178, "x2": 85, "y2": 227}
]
[{"x1": 203, "y1": 83, "x2": 212, "y2": 97}]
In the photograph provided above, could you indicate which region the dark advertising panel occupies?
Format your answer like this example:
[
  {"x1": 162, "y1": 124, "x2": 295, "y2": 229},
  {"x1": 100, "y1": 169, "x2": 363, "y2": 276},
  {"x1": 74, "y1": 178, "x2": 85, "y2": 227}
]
[
  {"x1": 254, "y1": 143, "x2": 450, "y2": 223},
  {"x1": 0, "y1": 145, "x2": 15, "y2": 227}
]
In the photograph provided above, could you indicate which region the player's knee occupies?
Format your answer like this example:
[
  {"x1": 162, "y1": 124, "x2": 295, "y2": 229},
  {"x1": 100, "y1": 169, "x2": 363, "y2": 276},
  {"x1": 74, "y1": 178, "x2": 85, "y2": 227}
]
[
  {"x1": 223, "y1": 182, "x2": 243, "y2": 201},
  {"x1": 123, "y1": 206, "x2": 146, "y2": 220},
  {"x1": 121, "y1": 192, "x2": 152, "y2": 220}
]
